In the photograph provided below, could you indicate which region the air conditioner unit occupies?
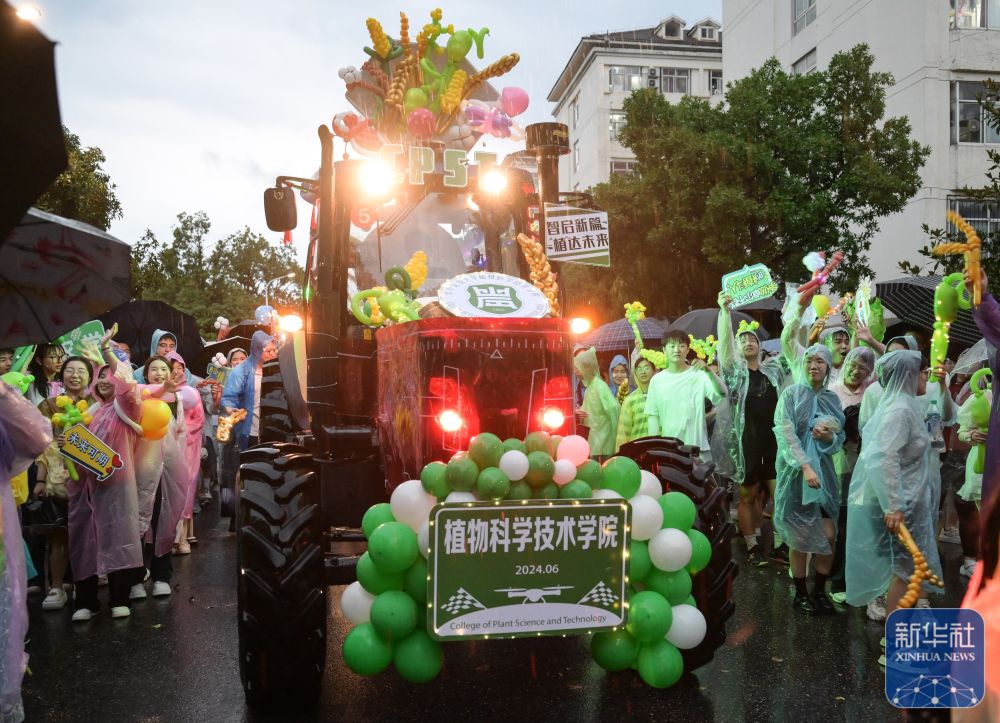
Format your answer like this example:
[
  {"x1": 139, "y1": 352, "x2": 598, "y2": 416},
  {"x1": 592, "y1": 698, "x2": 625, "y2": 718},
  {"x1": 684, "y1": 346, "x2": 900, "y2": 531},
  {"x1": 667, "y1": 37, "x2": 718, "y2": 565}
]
[{"x1": 648, "y1": 68, "x2": 659, "y2": 79}]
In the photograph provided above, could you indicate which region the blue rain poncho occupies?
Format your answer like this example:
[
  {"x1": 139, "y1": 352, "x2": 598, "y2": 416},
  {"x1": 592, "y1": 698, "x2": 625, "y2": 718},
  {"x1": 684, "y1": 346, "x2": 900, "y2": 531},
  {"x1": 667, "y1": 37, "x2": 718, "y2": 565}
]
[
  {"x1": 772, "y1": 344, "x2": 846, "y2": 554},
  {"x1": 845, "y1": 350, "x2": 944, "y2": 606}
]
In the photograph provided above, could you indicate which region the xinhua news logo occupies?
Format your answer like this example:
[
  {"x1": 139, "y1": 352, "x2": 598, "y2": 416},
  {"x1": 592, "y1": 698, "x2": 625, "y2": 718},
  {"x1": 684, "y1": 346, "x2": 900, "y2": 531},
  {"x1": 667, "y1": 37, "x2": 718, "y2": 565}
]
[{"x1": 885, "y1": 608, "x2": 985, "y2": 709}]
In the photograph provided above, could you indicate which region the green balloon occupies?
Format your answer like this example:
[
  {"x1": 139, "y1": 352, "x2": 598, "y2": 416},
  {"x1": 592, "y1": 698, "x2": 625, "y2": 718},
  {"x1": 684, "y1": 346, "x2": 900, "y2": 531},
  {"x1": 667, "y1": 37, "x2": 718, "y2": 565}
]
[
  {"x1": 502, "y1": 438, "x2": 527, "y2": 453},
  {"x1": 659, "y1": 492, "x2": 696, "y2": 531},
  {"x1": 547, "y1": 434, "x2": 564, "y2": 457},
  {"x1": 601, "y1": 456, "x2": 641, "y2": 498},
  {"x1": 357, "y1": 552, "x2": 404, "y2": 594},
  {"x1": 630, "y1": 540, "x2": 652, "y2": 582},
  {"x1": 533, "y1": 482, "x2": 560, "y2": 500},
  {"x1": 362, "y1": 503, "x2": 395, "y2": 539},
  {"x1": 645, "y1": 568, "x2": 692, "y2": 605},
  {"x1": 342, "y1": 623, "x2": 393, "y2": 676},
  {"x1": 685, "y1": 595, "x2": 697, "y2": 607},
  {"x1": 404, "y1": 87, "x2": 429, "y2": 115},
  {"x1": 370, "y1": 590, "x2": 418, "y2": 641},
  {"x1": 476, "y1": 466, "x2": 511, "y2": 500},
  {"x1": 524, "y1": 431, "x2": 551, "y2": 454},
  {"x1": 636, "y1": 639, "x2": 684, "y2": 689},
  {"x1": 446, "y1": 29, "x2": 473, "y2": 62},
  {"x1": 508, "y1": 481, "x2": 533, "y2": 500},
  {"x1": 591, "y1": 629, "x2": 640, "y2": 671},
  {"x1": 420, "y1": 462, "x2": 450, "y2": 499},
  {"x1": 626, "y1": 590, "x2": 673, "y2": 643},
  {"x1": 559, "y1": 479, "x2": 593, "y2": 499},
  {"x1": 404, "y1": 557, "x2": 428, "y2": 605},
  {"x1": 368, "y1": 522, "x2": 419, "y2": 573},
  {"x1": 469, "y1": 432, "x2": 504, "y2": 469},
  {"x1": 575, "y1": 459, "x2": 604, "y2": 489},
  {"x1": 524, "y1": 450, "x2": 555, "y2": 488},
  {"x1": 393, "y1": 629, "x2": 444, "y2": 684},
  {"x1": 446, "y1": 452, "x2": 480, "y2": 492},
  {"x1": 686, "y1": 529, "x2": 712, "y2": 573}
]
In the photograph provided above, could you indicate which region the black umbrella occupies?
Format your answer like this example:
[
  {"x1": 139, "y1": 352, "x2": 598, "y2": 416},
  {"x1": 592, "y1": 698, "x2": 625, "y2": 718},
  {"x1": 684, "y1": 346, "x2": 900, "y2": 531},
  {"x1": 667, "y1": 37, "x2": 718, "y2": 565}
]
[
  {"x1": 0, "y1": 4, "x2": 67, "y2": 241},
  {"x1": 191, "y1": 336, "x2": 251, "y2": 375},
  {"x1": 226, "y1": 319, "x2": 268, "y2": 340},
  {"x1": 667, "y1": 308, "x2": 770, "y2": 341},
  {"x1": 98, "y1": 299, "x2": 203, "y2": 366},
  {"x1": 876, "y1": 275, "x2": 981, "y2": 347}
]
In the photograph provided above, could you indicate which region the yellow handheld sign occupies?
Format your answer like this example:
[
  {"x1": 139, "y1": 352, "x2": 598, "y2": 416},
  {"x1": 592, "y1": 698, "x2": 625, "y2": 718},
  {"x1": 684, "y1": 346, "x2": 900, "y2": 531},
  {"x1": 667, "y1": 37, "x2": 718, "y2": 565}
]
[{"x1": 59, "y1": 423, "x2": 123, "y2": 482}]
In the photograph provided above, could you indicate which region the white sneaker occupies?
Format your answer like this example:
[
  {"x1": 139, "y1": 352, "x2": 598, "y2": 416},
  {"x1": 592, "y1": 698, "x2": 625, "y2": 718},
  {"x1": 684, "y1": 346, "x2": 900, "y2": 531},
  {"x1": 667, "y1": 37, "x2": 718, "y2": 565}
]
[
  {"x1": 42, "y1": 587, "x2": 68, "y2": 610},
  {"x1": 938, "y1": 527, "x2": 961, "y2": 545},
  {"x1": 110, "y1": 606, "x2": 131, "y2": 619},
  {"x1": 152, "y1": 581, "x2": 172, "y2": 597},
  {"x1": 71, "y1": 608, "x2": 94, "y2": 622},
  {"x1": 129, "y1": 584, "x2": 147, "y2": 600},
  {"x1": 866, "y1": 596, "x2": 887, "y2": 622},
  {"x1": 916, "y1": 598, "x2": 931, "y2": 609},
  {"x1": 960, "y1": 560, "x2": 977, "y2": 578}
]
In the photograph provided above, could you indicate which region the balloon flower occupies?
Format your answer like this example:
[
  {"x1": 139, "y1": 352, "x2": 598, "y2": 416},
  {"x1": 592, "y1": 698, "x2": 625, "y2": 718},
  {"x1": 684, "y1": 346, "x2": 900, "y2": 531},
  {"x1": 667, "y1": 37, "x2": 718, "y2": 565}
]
[
  {"x1": 624, "y1": 301, "x2": 647, "y2": 348},
  {"x1": 970, "y1": 368, "x2": 993, "y2": 474},
  {"x1": 50, "y1": 395, "x2": 94, "y2": 481},
  {"x1": 351, "y1": 252, "x2": 426, "y2": 328},
  {"x1": 687, "y1": 335, "x2": 718, "y2": 365}
]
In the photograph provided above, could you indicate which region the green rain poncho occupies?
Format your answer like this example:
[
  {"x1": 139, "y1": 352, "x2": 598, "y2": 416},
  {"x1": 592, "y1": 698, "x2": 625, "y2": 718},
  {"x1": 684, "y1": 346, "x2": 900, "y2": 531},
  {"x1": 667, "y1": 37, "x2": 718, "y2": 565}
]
[
  {"x1": 574, "y1": 347, "x2": 619, "y2": 457},
  {"x1": 615, "y1": 353, "x2": 653, "y2": 451},
  {"x1": 845, "y1": 350, "x2": 944, "y2": 607},
  {"x1": 772, "y1": 344, "x2": 846, "y2": 554}
]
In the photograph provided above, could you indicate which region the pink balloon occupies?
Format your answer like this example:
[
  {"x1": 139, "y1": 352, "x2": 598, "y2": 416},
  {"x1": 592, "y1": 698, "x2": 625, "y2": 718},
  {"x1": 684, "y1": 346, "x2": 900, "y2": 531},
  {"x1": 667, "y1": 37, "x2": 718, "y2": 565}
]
[
  {"x1": 500, "y1": 87, "x2": 529, "y2": 117},
  {"x1": 556, "y1": 435, "x2": 590, "y2": 467},
  {"x1": 553, "y1": 459, "x2": 577, "y2": 486},
  {"x1": 407, "y1": 108, "x2": 436, "y2": 139}
]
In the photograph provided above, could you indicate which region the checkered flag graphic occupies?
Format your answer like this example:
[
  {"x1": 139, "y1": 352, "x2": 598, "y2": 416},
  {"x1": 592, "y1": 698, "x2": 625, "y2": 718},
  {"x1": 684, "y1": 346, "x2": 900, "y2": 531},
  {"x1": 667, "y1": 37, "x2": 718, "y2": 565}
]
[
  {"x1": 441, "y1": 588, "x2": 486, "y2": 615},
  {"x1": 578, "y1": 581, "x2": 619, "y2": 606}
]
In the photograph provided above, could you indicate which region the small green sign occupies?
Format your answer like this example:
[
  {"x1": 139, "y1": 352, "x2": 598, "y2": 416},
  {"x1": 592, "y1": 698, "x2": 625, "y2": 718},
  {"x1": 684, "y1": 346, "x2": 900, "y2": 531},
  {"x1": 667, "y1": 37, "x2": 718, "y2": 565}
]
[
  {"x1": 722, "y1": 263, "x2": 778, "y2": 308},
  {"x1": 56, "y1": 320, "x2": 105, "y2": 358},
  {"x1": 466, "y1": 283, "x2": 522, "y2": 315},
  {"x1": 428, "y1": 499, "x2": 630, "y2": 640},
  {"x1": 206, "y1": 362, "x2": 232, "y2": 388}
]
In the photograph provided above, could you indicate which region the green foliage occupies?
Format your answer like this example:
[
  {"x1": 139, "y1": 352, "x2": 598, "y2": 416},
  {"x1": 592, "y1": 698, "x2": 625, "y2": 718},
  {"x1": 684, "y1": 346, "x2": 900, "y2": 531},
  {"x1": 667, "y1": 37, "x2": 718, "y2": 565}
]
[
  {"x1": 35, "y1": 127, "x2": 123, "y2": 230},
  {"x1": 563, "y1": 45, "x2": 928, "y2": 322},
  {"x1": 130, "y1": 212, "x2": 302, "y2": 336}
]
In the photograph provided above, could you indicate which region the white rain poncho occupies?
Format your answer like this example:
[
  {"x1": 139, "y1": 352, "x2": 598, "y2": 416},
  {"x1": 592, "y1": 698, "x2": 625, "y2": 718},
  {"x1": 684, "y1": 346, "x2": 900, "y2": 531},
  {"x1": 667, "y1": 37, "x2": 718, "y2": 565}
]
[
  {"x1": 845, "y1": 350, "x2": 944, "y2": 606},
  {"x1": 772, "y1": 344, "x2": 846, "y2": 554}
]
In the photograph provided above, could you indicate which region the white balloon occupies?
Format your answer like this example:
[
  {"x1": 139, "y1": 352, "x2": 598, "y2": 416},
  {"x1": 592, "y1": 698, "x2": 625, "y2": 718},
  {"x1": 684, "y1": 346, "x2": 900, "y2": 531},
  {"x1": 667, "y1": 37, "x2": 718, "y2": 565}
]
[
  {"x1": 665, "y1": 603, "x2": 707, "y2": 649},
  {"x1": 390, "y1": 479, "x2": 437, "y2": 532},
  {"x1": 637, "y1": 469, "x2": 663, "y2": 499},
  {"x1": 629, "y1": 495, "x2": 664, "y2": 541},
  {"x1": 648, "y1": 528, "x2": 693, "y2": 572},
  {"x1": 498, "y1": 450, "x2": 530, "y2": 481},
  {"x1": 592, "y1": 488, "x2": 622, "y2": 500},
  {"x1": 445, "y1": 491, "x2": 477, "y2": 503},
  {"x1": 418, "y1": 520, "x2": 430, "y2": 559},
  {"x1": 340, "y1": 581, "x2": 374, "y2": 625},
  {"x1": 552, "y1": 459, "x2": 577, "y2": 486}
]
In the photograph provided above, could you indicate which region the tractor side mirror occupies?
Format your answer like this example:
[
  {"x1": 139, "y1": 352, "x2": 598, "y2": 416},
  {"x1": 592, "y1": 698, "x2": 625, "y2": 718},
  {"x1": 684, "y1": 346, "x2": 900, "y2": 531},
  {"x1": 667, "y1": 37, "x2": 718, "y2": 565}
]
[{"x1": 263, "y1": 186, "x2": 297, "y2": 232}]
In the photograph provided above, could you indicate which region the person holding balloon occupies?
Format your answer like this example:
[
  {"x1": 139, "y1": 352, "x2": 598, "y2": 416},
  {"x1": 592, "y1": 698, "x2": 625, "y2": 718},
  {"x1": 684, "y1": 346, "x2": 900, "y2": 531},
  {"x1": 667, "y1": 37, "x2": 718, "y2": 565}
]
[
  {"x1": 164, "y1": 352, "x2": 205, "y2": 555},
  {"x1": 968, "y1": 269, "x2": 1000, "y2": 512}
]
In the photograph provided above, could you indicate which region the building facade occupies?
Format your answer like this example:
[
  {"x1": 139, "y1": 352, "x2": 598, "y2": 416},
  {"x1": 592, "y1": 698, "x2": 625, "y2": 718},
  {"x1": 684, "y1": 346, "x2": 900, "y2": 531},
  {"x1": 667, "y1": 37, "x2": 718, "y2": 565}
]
[
  {"x1": 723, "y1": 0, "x2": 1000, "y2": 280},
  {"x1": 547, "y1": 16, "x2": 724, "y2": 192}
]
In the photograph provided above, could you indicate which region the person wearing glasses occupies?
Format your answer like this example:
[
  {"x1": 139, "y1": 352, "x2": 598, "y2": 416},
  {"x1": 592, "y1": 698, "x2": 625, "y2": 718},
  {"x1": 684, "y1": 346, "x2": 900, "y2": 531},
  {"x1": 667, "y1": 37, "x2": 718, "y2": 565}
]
[{"x1": 25, "y1": 344, "x2": 65, "y2": 406}]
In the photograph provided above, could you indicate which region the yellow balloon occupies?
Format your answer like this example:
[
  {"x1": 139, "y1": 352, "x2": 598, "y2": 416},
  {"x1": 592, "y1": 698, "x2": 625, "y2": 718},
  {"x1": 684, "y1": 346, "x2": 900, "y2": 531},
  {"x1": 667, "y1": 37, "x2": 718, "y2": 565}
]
[
  {"x1": 811, "y1": 294, "x2": 831, "y2": 318},
  {"x1": 140, "y1": 399, "x2": 172, "y2": 440},
  {"x1": 76, "y1": 399, "x2": 89, "y2": 412}
]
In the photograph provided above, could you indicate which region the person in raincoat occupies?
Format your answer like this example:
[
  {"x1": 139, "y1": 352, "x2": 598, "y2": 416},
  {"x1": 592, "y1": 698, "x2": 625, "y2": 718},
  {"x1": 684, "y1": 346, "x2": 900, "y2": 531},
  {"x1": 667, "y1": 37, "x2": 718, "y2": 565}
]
[
  {"x1": 969, "y1": 269, "x2": 1000, "y2": 511},
  {"x1": 845, "y1": 350, "x2": 944, "y2": 625},
  {"x1": 607, "y1": 354, "x2": 632, "y2": 400},
  {"x1": 615, "y1": 354, "x2": 656, "y2": 451},
  {"x1": 573, "y1": 347, "x2": 619, "y2": 460},
  {"x1": 133, "y1": 329, "x2": 178, "y2": 383},
  {"x1": 819, "y1": 325, "x2": 851, "y2": 384},
  {"x1": 165, "y1": 352, "x2": 205, "y2": 555},
  {"x1": 773, "y1": 344, "x2": 845, "y2": 615}
]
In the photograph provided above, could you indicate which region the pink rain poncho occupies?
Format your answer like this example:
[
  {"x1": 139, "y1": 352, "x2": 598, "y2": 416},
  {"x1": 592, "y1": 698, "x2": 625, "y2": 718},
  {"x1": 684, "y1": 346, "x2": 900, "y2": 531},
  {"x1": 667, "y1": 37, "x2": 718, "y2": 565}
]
[
  {"x1": 0, "y1": 381, "x2": 53, "y2": 723},
  {"x1": 165, "y1": 352, "x2": 205, "y2": 520}
]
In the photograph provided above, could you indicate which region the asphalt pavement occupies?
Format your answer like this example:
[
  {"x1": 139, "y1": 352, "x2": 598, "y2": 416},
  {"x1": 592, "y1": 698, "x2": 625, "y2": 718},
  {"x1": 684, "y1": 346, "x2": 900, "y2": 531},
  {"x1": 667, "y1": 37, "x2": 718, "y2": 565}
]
[{"x1": 22, "y1": 503, "x2": 967, "y2": 723}]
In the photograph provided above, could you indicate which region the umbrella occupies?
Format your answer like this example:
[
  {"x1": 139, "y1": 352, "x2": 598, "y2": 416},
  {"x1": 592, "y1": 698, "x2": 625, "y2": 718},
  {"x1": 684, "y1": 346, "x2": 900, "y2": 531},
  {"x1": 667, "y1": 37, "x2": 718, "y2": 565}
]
[
  {"x1": 1, "y1": 208, "x2": 130, "y2": 347},
  {"x1": 191, "y1": 336, "x2": 251, "y2": 375},
  {"x1": 226, "y1": 319, "x2": 268, "y2": 340},
  {"x1": 97, "y1": 299, "x2": 202, "y2": 366},
  {"x1": 577, "y1": 317, "x2": 666, "y2": 352},
  {"x1": 667, "y1": 309, "x2": 770, "y2": 341},
  {"x1": 0, "y1": 4, "x2": 67, "y2": 241},
  {"x1": 954, "y1": 339, "x2": 990, "y2": 376},
  {"x1": 876, "y1": 275, "x2": 981, "y2": 347}
]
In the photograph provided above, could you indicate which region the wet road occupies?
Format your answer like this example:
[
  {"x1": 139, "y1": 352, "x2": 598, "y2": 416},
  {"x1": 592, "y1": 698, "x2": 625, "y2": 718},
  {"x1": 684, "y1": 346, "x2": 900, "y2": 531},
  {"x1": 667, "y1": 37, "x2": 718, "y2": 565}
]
[{"x1": 23, "y1": 504, "x2": 967, "y2": 722}]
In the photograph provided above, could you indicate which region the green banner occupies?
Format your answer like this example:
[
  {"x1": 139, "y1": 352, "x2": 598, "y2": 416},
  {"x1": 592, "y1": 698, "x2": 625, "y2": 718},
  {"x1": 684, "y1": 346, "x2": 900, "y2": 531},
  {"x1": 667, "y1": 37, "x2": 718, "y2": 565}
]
[
  {"x1": 721, "y1": 263, "x2": 778, "y2": 308},
  {"x1": 55, "y1": 320, "x2": 105, "y2": 358},
  {"x1": 428, "y1": 499, "x2": 630, "y2": 640}
]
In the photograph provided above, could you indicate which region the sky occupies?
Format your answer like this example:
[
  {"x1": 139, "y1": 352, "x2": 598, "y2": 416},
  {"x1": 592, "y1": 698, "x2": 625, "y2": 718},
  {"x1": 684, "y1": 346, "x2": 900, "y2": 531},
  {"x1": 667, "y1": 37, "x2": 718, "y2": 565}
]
[{"x1": 25, "y1": 0, "x2": 721, "y2": 257}]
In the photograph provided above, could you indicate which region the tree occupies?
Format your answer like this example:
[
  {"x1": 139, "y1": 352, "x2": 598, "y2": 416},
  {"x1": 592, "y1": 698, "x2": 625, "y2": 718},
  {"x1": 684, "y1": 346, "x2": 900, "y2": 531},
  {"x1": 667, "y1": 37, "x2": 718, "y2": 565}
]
[
  {"x1": 35, "y1": 126, "x2": 123, "y2": 230},
  {"x1": 562, "y1": 44, "x2": 929, "y2": 323}
]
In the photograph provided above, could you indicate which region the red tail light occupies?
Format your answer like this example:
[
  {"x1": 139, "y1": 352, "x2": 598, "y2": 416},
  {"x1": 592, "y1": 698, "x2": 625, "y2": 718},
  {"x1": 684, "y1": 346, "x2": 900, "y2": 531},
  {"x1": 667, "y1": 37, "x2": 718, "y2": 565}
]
[{"x1": 437, "y1": 409, "x2": 464, "y2": 433}]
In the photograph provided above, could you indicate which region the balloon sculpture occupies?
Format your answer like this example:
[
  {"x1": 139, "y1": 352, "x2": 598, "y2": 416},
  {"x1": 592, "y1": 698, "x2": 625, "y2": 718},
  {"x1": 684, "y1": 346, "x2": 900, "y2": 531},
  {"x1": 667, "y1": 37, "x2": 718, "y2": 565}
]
[
  {"x1": 688, "y1": 335, "x2": 718, "y2": 365},
  {"x1": 969, "y1": 368, "x2": 993, "y2": 474},
  {"x1": 1, "y1": 371, "x2": 34, "y2": 395},
  {"x1": 895, "y1": 521, "x2": 945, "y2": 609},
  {"x1": 216, "y1": 409, "x2": 247, "y2": 443},
  {"x1": 351, "y1": 251, "x2": 427, "y2": 327},
  {"x1": 50, "y1": 396, "x2": 94, "y2": 481},
  {"x1": 516, "y1": 233, "x2": 560, "y2": 316},
  {"x1": 930, "y1": 273, "x2": 970, "y2": 382},
  {"x1": 938, "y1": 211, "x2": 983, "y2": 307},
  {"x1": 797, "y1": 251, "x2": 844, "y2": 296}
]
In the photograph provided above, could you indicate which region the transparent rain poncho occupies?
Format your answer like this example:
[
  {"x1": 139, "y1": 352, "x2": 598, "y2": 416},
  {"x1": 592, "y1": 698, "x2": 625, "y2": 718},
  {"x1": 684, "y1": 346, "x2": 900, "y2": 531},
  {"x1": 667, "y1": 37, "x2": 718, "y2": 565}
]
[
  {"x1": 574, "y1": 347, "x2": 619, "y2": 457},
  {"x1": 772, "y1": 344, "x2": 846, "y2": 554},
  {"x1": 829, "y1": 347, "x2": 876, "y2": 496},
  {"x1": 845, "y1": 350, "x2": 944, "y2": 606}
]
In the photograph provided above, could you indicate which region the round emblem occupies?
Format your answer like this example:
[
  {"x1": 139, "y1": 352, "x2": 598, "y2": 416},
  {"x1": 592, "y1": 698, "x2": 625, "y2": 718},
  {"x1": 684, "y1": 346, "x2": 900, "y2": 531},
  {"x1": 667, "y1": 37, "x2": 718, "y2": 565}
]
[{"x1": 437, "y1": 272, "x2": 551, "y2": 318}]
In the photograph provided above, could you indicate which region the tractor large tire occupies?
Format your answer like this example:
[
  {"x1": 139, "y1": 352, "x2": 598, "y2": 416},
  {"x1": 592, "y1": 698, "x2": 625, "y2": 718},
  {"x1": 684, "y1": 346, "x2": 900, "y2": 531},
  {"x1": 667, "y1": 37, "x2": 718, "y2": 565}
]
[
  {"x1": 258, "y1": 359, "x2": 296, "y2": 444},
  {"x1": 619, "y1": 436, "x2": 738, "y2": 672},
  {"x1": 237, "y1": 445, "x2": 326, "y2": 709}
]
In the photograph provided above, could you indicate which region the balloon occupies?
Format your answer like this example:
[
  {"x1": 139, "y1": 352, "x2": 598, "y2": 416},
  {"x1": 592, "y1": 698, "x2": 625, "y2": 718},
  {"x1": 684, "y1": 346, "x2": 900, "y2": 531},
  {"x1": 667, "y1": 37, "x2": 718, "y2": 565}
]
[
  {"x1": 342, "y1": 623, "x2": 393, "y2": 676},
  {"x1": 446, "y1": 453, "x2": 480, "y2": 492},
  {"x1": 500, "y1": 86, "x2": 530, "y2": 117},
  {"x1": 469, "y1": 432, "x2": 504, "y2": 469},
  {"x1": 556, "y1": 435, "x2": 590, "y2": 466},
  {"x1": 420, "y1": 462, "x2": 450, "y2": 499},
  {"x1": 534, "y1": 482, "x2": 560, "y2": 500},
  {"x1": 645, "y1": 568, "x2": 692, "y2": 606},
  {"x1": 417, "y1": 521, "x2": 430, "y2": 559},
  {"x1": 592, "y1": 488, "x2": 622, "y2": 500},
  {"x1": 686, "y1": 529, "x2": 712, "y2": 574},
  {"x1": 685, "y1": 595, "x2": 697, "y2": 607},
  {"x1": 665, "y1": 604, "x2": 707, "y2": 650},
  {"x1": 140, "y1": 399, "x2": 172, "y2": 440},
  {"x1": 502, "y1": 437, "x2": 527, "y2": 453},
  {"x1": 626, "y1": 591, "x2": 673, "y2": 643},
  {"x1": 498, "y1": 450, "x2": 529, "y2": 481},
  {"x1": 370, "y1": 590, "x2": 418, "y2": 641},
  {"x1": 630, "y1": 540, "x2": 652, "y2": 582},
  {"x1": 508, "y1": 481, "x2": 532, "y2": 500},
  {"x1": 362, "y1": 503, "x2": 395, "y2": 539},
  {"x1": 637, "y1": 470, "x2": 662, "y2": 499},
  {"x1": 524, "y1": 451, "x2": 555, "y2": 488},
  {"x1": 404, "y1": 87, "x2": 429, "y2": 114},
  {"x1": 475, "y1": 467, "x2": 511, "y2": 500},
  {"x1": 575, "y1": 459, "x2": 603, "y2": 488},
  {"x1": 368, "y1": 522, "x2": 419, "y2": 573},
  {"x1": 356, "y1": 551, "x2": 404, "y2": 594},
  {"x1": 340, "y1": 581, "x2": 375, "y2": 624},
  {"x1": 630, "y1": 495, "x2": 664, "y2": 541},
  {"x1": 552, "y1": 459, "x2": 577, "y2": 486},
  {"x1": 390, "y1": 479, "x2": 437, "y2": 532},
  {"x1": 811, "y1": 294, "x2": 830, "y2": 319},
  {"x1": 404, "y1": 557, "x2": 428, "y2": 605},
  {"x1": 393, "y1": 629, "x2": 444, "y2": 684},
  {"x1": 648, "y1": 528, "x2": 693, "y2": 572},
  {"x1": 591, "y1": 629, "x2": 639, "y2": 671},
  {"x1": 601, "y1": 456, "x2": 641, "y2": 498},
  {"x1": 559, "y1": 480, "x2": 592, "y2": 499},
  {"x1": 445, "y1": 491, "x2": 476, "y2": 503},
  {"x1": 659, "y1": 492, "x2": 696, "y2": 531},
  {"x1": 636, "y1": 639, "x2": 684, "y2": 689},
  {"x1": 524, "y1": 431, "x2": 551, "y2": 454},
  {"x1": 546, "y1": 435, "x2": 564, "y2": 458}
]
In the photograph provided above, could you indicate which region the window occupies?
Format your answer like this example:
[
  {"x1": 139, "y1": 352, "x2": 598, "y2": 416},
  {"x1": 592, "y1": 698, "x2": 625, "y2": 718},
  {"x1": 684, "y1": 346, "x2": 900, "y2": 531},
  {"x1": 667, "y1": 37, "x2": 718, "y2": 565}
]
[
  {"x1": 792, "y1": 49, "x2": 817, "y2": 75},
  {"x1": 793, "y1": 0, "x2": 817, "y2": 34},
  {"x1": 699, "y1": 26, "x2": 716, "y2": 39},
  {"x1": 609, "y1": 65, "x2": 645, "y2": 92},
  {"x1": 710, "y1": 70, "x2": 724, "y2": 96},
  {"x1": 951, "y1": 0, "x2": 1000, "y2": 28},
  {"x1": 569, "y1": 96, "x2": 579, "y2": 130},
  {"x1": 949, "y1": 197, "x2": 1000, "y2": 247},
  {"x1": 662, "y1": 20, "x2": 683, "y2": 38},
  {"x1": 952, "y1": 81, "x2": 1000, "y2": 143},
  {"x1": 610, "y1": 159, "x2": 638, "y2": 175},
  {"x1": 661, "y1": 67, "x2": 690, "y2": 95},
  {"x1": 573, "y1": 141, "x2": 580, "y2": 172},
  {"x1": 609, "y1": 111, "x2": 627, "y2": 141}
]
